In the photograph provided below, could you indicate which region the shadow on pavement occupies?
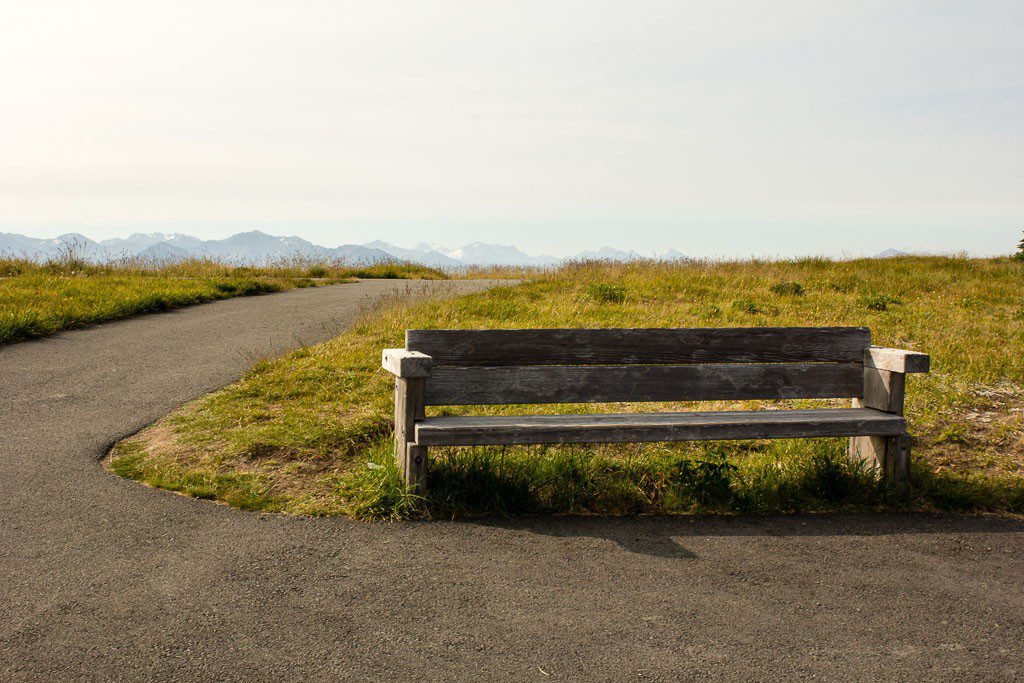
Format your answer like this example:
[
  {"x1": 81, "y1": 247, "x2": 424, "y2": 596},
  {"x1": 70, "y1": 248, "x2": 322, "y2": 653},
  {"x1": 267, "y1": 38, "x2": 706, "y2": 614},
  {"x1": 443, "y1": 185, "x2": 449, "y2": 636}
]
[{"x1": 462, "y1": 512, "x2": 1024, "y2": 559}]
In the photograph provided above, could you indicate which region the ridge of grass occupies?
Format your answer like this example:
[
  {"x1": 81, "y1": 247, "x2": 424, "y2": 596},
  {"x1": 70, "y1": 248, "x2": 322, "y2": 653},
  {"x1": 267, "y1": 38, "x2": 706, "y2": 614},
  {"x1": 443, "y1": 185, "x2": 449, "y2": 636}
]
[
  {"x1": 0, "y1": 252, "x2": 447, "y2": 345},
  {"x1": 107, "y1": 256, "x2": 1024, "y2": 519}
]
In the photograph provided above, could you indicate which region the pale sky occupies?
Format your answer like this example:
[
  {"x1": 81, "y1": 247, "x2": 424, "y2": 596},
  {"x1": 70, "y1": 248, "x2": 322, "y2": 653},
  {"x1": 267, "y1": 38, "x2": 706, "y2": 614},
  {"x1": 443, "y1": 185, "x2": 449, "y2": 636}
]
[{"x1": 1, "y1": 1, "x2": 1021, "y2": 257}]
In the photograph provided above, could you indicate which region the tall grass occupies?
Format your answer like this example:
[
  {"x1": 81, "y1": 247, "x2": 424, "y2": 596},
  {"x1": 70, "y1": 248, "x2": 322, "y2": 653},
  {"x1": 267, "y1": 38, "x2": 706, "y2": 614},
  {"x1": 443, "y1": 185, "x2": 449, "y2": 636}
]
[
  {"x1": 108, "y1": 256, "x2": 1024, "y2": 518},
  {"x1": 0, "y1": 246, "x2": 447, "y2": 344}
]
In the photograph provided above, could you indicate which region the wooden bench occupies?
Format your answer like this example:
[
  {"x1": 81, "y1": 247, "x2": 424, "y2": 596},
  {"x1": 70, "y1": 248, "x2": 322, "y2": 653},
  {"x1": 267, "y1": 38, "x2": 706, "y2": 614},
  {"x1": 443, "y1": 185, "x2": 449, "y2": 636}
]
[{"x1": 382, "y1": 327, "x2": 929, "y2": 492}]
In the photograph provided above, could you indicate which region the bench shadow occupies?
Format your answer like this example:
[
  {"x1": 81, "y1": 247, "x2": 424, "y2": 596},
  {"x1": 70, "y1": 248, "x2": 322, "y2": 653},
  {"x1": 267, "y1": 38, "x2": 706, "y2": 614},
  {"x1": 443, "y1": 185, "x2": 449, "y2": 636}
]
[{"x1": 463, "y1": 512, "x2": 1024, "y2": 559}]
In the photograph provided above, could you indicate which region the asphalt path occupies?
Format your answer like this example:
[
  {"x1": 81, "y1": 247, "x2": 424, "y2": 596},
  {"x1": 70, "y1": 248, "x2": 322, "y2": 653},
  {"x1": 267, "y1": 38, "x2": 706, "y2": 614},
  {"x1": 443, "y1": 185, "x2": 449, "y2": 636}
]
[{"x1": 1, "y1": 279, "x2": 1021, "y2": 681}]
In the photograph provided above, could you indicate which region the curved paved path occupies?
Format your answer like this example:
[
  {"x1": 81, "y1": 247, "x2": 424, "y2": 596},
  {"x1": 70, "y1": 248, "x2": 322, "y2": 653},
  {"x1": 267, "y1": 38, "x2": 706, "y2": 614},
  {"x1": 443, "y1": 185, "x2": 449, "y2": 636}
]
[{"x1": 1, "y1": 280, "x2": 1022, "y2": 682}]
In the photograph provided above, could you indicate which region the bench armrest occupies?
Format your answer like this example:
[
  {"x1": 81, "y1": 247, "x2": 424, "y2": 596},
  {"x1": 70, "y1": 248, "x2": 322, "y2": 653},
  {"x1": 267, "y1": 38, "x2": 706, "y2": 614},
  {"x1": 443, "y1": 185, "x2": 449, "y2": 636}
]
[
  {"x1": 382, "y1": 349, "x2": 432, "y2": 378},
  {"x1": 865, "y1": 346, "x2": 930, "y2": 374}
]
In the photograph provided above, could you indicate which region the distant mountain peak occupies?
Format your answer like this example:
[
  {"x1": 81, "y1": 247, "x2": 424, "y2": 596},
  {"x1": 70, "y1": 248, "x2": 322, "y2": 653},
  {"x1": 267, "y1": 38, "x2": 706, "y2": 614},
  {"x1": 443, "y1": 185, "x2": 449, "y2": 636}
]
[
  {"x1": 54, "y1": 232, "x2": 95, "y2": 243},
  {"x1": 137, "y1": 241, "x2": 190, "y2": 262}
]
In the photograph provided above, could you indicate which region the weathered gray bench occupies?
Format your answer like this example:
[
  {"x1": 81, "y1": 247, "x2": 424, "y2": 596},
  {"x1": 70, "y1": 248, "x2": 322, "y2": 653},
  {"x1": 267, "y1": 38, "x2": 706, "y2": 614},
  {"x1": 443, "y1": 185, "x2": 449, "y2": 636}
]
[{"x1": 382, "y1": 327, "x2": 929, "y2": 491}]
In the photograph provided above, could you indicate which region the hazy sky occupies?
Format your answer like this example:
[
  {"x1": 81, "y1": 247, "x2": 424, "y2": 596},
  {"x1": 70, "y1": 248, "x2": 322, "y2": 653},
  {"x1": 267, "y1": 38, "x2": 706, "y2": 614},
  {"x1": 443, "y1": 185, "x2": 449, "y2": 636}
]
[{"x1": 2, "y1": 1, "x2": 1021, "y2": 257}]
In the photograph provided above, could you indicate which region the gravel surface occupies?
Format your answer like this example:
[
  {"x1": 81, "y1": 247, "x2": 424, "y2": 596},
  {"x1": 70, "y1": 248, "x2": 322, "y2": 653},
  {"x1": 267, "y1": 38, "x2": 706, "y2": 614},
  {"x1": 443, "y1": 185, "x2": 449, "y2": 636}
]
[{"x1": 1, "y1": 279, "x2": 1021, "y2": 682}]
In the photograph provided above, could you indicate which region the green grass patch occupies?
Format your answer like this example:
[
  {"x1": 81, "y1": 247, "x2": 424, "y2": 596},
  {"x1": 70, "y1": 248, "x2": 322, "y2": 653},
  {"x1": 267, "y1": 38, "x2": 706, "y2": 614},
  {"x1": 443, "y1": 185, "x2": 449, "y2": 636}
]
[
  {"x1": 106, "y1": 256, "x2": 1024, "y2": 518},
  {"x1": 587, "y1": 283, "x2": 628, "y2": 304},
  {"x1": 769, "y1": 281, "x2": 805, "y2": 296},
  {"x1": 0, "y1": 253, "x2": 446, "y2": 345}
]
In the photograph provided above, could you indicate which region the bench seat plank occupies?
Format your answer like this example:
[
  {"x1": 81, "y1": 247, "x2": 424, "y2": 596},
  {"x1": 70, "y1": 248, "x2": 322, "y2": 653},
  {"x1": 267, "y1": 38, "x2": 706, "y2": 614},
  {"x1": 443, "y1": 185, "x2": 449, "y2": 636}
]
[
  {"x1": 426, "y1": 363, "x2": 864, "y2": 406},
  {"x1": 415, "y1": 408, "x2": 906, "y2": 446},
  {"x1": 408, "y1": 327, "x2": 871, "y2": 366}
]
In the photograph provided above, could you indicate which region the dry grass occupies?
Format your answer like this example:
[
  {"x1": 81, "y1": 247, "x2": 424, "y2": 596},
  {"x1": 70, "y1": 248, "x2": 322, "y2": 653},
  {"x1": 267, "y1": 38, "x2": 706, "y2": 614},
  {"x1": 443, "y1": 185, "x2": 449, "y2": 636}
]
[{"x1": 108, "y1": 256, "x2": 1024, "y2": 517}]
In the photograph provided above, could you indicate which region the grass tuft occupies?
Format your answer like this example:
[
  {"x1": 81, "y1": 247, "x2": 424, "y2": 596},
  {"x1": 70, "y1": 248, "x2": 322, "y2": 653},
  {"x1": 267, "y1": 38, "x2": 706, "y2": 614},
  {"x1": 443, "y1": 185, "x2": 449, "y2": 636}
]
[
  {"x1": 769, "y1": 281, "x2": 805, "y2": 296},
  {"x1": 587, "y1": 283, "x2": 627, "y2": 304},
  {"x1": 860, "y1": 293, "x2": 902, "y2": 311}
]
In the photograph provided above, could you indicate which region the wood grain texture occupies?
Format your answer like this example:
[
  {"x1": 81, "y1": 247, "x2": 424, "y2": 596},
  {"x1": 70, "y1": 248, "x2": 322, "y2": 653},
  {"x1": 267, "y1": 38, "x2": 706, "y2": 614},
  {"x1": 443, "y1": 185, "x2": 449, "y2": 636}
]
[
  {"x1": 865, "y1": 347, "x2": 930, "y2": 374},
  {"x1": 393, "y1": 377, "x2": 427, "y2": 489},
  {"x1": 381, "y1": 348, "x2": 432, "y2": 378},
  {"x1": 407, "y1": 327, "x2": 871, "y2": 367},
  {"x1": 849, "y1": 434, "x2": 909, "y2": 483},
  {"x1": 415, "y1": 408, "x2": 906, "y2": 446},
  {"x1": 424, "y1": 362, "x2": 864, "y2": 406},
  {"x1": 855, "y1": 367, "x2": 907, "y2": 415},
  {"x1": 849, "y1": 365, "x2": 910, "y2": 482}
]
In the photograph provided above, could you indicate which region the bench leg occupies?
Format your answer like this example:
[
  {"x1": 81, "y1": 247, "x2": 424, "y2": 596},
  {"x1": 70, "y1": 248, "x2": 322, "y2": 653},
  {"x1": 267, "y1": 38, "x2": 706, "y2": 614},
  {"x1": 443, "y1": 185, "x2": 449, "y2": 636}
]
[
  {"x1": 848, "y1": 433, "x2": 909, "y2": 484},
  {"x1": 850, "y1": 364, "x2": 910, "y2": 485},
  {"x1": 404, "y1": 444, "x2": 428, "y2": 492},
  {"x1": 394, "y1": 377, "x2": 427, "y2": 492}
]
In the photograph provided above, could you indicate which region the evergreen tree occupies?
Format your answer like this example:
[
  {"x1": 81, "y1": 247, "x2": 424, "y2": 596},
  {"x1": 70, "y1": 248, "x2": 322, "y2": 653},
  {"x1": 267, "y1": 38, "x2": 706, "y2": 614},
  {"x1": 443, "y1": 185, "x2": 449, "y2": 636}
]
[{"x1": 1016, "y1": 230, "x2": 1024, "y2": 261}]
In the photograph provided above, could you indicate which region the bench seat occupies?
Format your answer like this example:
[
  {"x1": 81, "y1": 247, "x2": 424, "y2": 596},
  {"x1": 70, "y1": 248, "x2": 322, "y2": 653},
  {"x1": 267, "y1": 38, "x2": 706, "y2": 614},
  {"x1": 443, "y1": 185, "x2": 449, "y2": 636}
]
[{"x1": 415, "y1": 407, "x2": 906, "y2": 447}]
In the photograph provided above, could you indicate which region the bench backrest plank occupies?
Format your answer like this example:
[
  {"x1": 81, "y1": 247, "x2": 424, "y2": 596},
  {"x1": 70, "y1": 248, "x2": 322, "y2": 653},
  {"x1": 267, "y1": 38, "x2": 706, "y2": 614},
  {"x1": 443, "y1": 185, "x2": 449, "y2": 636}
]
[
  {"x1": 425, "y1": 363, "x2": 864, "y2": 406},
  {"x1": 407, "y1": 326, "x2": 871, "y2": 407},
  {"x1": 407, "y1": 327, "x2": 870, "y2": 366}
]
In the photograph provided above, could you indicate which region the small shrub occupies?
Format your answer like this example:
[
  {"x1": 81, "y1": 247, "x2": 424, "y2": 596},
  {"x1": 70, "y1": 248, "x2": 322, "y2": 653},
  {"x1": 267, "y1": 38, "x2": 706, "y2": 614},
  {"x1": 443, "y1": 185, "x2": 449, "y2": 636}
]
[
  {"x1": 587, "y1": 283, "x2": 627, "y2": 304},
  {"x1": 860, "y1": 293, "x2": 901, "y2": 311},
  {"x1": 801, "y1": 452, "x2": 856, "y2": 502},
  {"x1": 232, "y1": 278, "x2": 280, "y2": 296},
  {"x1": 1013, "y1": 229, "x2": 1024, "y2": 262},
  {"x1": 306, "y1": 264, "x2": 328, "y2": 278},
  {"x1": 769, "y1": 281, "x2": 804, "y2": 296},
  {"x1": 666, "y1": 456, "x2": 737, "y2": 508},
  {"x1": 697, "y1": 304, "x2": 721, "y2": 320},
  {"x1": 213, "y1": 280, "x2": 238, "y2": 294},
  {"x1": 731, "y1": 299, "x2": 779, "y2": 316}
]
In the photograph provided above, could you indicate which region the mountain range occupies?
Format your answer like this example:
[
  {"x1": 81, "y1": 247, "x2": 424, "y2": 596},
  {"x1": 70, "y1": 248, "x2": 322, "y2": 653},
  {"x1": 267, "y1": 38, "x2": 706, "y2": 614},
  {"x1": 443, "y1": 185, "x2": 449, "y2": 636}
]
[
  {"x1": 0, "y1": 229, "x2": 912, "y2": 266},
  {"x1": 0, "y1": 230, "x2": 684, "y2": 267}
]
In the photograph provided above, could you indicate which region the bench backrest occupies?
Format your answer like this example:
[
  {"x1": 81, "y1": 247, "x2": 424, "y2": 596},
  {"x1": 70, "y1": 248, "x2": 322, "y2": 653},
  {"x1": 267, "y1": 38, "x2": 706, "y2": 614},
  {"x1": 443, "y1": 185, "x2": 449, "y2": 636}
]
[{"x1": 406, "y1": 327, "x2": 871, "y2": 407}]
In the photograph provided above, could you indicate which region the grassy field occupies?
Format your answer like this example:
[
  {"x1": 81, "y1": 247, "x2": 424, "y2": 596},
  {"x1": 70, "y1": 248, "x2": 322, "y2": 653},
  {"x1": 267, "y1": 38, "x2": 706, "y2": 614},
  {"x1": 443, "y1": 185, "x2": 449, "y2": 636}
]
[
  {"x1": 0, "y1": 253, "x2": 444, "y2": 345},
  {"x1": 107, "y1": 256, "x2": 1024, "y2": 518}
]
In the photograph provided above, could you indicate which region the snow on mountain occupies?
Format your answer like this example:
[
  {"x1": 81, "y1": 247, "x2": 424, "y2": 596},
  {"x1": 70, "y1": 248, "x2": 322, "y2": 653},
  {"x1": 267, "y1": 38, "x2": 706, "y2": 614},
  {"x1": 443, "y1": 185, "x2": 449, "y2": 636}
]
[
  {"x1": 196, "y1": 230, "x2": 327, "y2": 261},
  {"x1": 569, "y1": 247, "x2": 686, "y2": 262},
  {"x1": 448, "y1": 242, "x2": 559, "y2": 266},
  {"x1": 413, "y1": 242, "x2": 451, "y2": 256},
  {"x1": 363, "y1": 240, "x2": 462, "y2": 267},
  {"x1": 0, "y1": 232, "x2": 98, "y2": 259},
  {"x1": 98, "y1": 233, "x2": 174, "y2": 256},
  {"x1": 327, "y1": 244, "x2": 394, "y2": 264},
  {"x1": 51, "y1": 233, "x2": 99, "y2": 254},
  {"x1": 571, "y1": 246, "x2": 643, "y2": 262},
  {"x1": 29, "y1": 233, "x2": 103, "y2": 259}
]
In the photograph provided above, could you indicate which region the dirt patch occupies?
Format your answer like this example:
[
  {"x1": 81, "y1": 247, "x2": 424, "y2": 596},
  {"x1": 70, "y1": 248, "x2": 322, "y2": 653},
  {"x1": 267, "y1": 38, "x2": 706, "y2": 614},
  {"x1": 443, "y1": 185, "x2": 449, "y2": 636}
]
[{"x1": 920, "y1": 383, "x2": 1024, "y2": 477}]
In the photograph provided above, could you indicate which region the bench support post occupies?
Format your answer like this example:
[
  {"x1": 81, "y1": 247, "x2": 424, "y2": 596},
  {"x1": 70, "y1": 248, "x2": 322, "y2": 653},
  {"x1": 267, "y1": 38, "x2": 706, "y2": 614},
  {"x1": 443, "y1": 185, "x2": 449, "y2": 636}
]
[
  {"x1": 394, "y1": 377, "x2": 427, "y2": 492},
  {"x1": 849, "y1": 366, "x2": 909, "y2": 483}
]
